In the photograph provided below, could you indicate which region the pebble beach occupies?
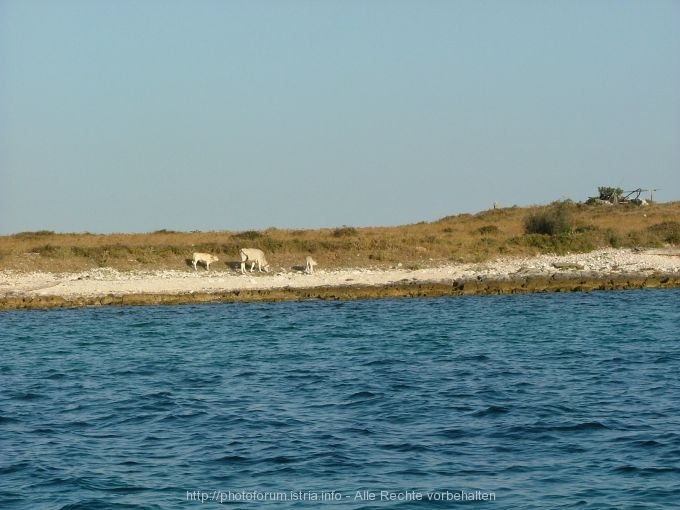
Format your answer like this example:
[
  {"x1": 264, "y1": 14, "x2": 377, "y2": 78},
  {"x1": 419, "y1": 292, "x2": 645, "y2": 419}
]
[{"x1": 1, "y1": 248, "x2": 679, "y2": 310}]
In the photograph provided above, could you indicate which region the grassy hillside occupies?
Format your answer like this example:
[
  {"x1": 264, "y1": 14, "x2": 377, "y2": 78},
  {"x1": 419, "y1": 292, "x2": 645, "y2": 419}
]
[{"x1": 1, "y1": 201, "x2": 679, "y2": 273}]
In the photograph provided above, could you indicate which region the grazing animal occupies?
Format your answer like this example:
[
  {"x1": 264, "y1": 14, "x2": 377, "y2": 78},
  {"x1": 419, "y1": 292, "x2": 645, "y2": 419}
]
[
  {"x1": 239, "y1": 248, "x2": 270, "y2": 274},
  {"x1": 192, "y1": 252, "x2": 219, "y2": 271},
  {"x1": 305, "y1": 255, "x2": 317, "y2": 274}
]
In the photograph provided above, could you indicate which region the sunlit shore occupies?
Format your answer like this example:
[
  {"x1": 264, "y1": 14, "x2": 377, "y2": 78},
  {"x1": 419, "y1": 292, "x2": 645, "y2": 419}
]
[{"x1": 2, "y1": 248, "x2": 679, "y2": 310}]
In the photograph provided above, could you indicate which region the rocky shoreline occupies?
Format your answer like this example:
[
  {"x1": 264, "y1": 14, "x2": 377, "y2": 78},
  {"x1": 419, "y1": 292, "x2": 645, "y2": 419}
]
[{"x1": 1, "y1": 248, "x2": 679, "y2": 310}]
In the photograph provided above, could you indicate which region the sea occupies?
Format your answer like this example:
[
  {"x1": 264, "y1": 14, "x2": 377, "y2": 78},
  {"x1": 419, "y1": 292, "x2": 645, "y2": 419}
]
[{"x1": 1, "y1": 289, "x2": 679, "y2": 509}]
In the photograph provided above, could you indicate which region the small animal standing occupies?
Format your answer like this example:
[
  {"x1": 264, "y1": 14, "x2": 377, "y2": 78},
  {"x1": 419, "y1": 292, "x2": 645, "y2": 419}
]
[
  {"x1": 305, "y1": 256, "x2": 318, "y2": 274},
  {"x1": 239, "y1": 248, "x2": 270, "y2": 274},
  {"x1": 192, "y1": 252, "x2": 219, "y2": 271}
]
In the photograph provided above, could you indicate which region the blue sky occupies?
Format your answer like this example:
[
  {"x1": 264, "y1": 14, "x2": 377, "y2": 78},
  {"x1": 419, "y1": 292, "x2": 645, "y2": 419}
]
[{"x1": 1, "y1": 0, "x2": 679, "y2": 234}]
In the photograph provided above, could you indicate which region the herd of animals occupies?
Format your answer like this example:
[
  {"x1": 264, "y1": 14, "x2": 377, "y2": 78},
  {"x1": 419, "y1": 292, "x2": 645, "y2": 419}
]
[{"x1": 191, "y1": 248, "x2": 317, "y2": 275}]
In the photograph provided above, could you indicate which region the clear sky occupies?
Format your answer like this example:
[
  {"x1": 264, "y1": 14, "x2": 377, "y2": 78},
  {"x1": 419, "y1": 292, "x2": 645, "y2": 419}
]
[{"x1": 1, "y1": 0, "x2": 679, "y2": 234}]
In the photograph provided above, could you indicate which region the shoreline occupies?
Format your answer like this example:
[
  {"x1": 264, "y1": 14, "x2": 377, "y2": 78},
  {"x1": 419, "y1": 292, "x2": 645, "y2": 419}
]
[{"x1": 1, "y1": 248, "x2": 679, "y2": 310}]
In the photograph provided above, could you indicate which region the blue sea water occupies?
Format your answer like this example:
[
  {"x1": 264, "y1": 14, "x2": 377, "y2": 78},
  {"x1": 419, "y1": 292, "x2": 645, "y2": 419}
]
[{"x1": 1, "y1": 289, "x2": 679, "y2": 509}]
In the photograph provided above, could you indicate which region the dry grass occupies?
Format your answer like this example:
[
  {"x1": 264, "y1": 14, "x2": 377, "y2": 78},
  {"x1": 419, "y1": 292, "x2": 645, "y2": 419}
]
[{"x1": 1, "y1": 201, "x2": 679, "y2": 273}]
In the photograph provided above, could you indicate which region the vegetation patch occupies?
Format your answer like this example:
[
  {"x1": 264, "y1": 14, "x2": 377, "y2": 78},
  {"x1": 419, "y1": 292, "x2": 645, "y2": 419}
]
[
  {"x1": 1, "y1": 201, "x2": 678, "y2": 273},
  {"x1": 524, "y1": 201, "x2": 574, "y2": 236},
  {"x1": 648, "y1": 221, "x2": 680, "y2": 244},
  {"x1": 233, "y1": 230, "x2": 263, "y2": 240},
  {"x1": 13, "y1": 230, "x2": 56, "y2": 239},
  {"x1": 333, "y1": 226, "x2": 358, "y2": 237},
  {"x1": 478, "y1": 225, "x2": 500, "y2": 236}
]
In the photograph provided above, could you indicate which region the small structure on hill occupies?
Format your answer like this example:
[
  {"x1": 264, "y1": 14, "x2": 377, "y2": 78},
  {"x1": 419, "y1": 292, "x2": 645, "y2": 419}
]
[{"x1": 588, "y1": 187, "x2": 651, "y2": 206}]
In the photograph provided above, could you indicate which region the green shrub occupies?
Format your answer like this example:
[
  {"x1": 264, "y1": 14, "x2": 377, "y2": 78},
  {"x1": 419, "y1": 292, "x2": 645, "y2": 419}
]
[
  {"x1": 523, "y1": 234, "x2": 552, "y2": 250},
  {"x1": 14, "y1": 230, "x2": 55, "y2": 239},
  {"x1": 258, "y1": 236, "x2": 284, "y2": 253},
  {"x1": 478, "y1": 225, "x2": 499, "y2": 235},
  {"x1": 626, "y1": 231, "x2": 644, "y2": 246},
  {"x1": 575, "y1": 224, "x2": 598, "y2": 233},
  {"x1": 606, "y1": 230, "x2": 621, "y2": 248},
  {"x1": 649, "y1": 221, "x2": 680, "y2": 244},
  {"x1": 520, "y1": 230, "x2": 597, "y2": 255},
  {"x1": 35, "y1": 244, "x2": 60, "y2": 256},
  {"x1": 524, "y1": 203, "x2": 572, "y2": 236},
  {"x1": 333, "y1": 226, "x2": 358, "y2": 237},
  {"x1": 598, "y1": 186, "x2": 624, "y2": 201},
  {"x1": 234, "y1": 230, "x2": 263, "y2": 240},
  {"x1": 152, "y1": 229, "x2": 180, "y2": 234}
]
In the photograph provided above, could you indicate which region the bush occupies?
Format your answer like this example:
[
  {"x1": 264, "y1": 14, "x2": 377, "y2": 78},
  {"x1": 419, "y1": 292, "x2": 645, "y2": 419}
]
[
  {"x1": 649, "y1": 221, "x2": 680, "y2": 244},
  {"x1": 13, "y1": 230, "x2": 55, "y2": 238},
  {"x1": 333, "y1": 226, "x2": 358, "y2": 237},
  {"x1": 606, "y1": 230, "x2": 621, "y2": 248},
  {"x1": 234, "y1": 230, "x2": 263, "y2": 240},
  {"x1": 523, "y1": 234, "x2": 555, "y2": 251},
  {"x1": 478, "y1": 225, "x2": 499, "y2": 236},
  {"x1": 152, "y1": 229, "x2": 180, "y2": 234},
  {"x1": 524, "y1": 204, "x2": 572, "y2": 236},
  {"x1": 575, "y1": 224, "x2": 599, "y2": 233},
  {"x1": 257, "y1": 236, "x2": 284, "y2": 253},
  {"x1": 35, "y1": 244, "x2": 61, "y2": 256},
  {"x1": 521, "y1": 232, "x2": 593, "y2": 255},
  {"x1": 598, "y1": 186, "x2": 624, "y2": 201}
]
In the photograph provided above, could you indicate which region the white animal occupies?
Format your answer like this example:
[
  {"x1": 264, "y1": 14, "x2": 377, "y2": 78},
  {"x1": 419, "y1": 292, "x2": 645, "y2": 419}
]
[
  {"x1": 192, "y1": 252, "x2": 219, "y2": 271},
  {"x1": 239, "y1": 248, "x2": 270, "y2": 274},
  {"x1": 305, "y1": 255, "x2": 317, "y2": 274}
]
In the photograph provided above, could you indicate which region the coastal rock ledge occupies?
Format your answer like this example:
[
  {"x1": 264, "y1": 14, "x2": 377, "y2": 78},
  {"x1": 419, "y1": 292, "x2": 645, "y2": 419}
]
[{"x1": 1, "y1": 248, "x2": 678, "y2": 310}]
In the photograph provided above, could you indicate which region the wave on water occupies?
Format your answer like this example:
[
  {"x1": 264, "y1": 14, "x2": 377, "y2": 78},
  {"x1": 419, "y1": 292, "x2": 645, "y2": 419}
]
[{"x1": 1, "y1": 289, "x2": 679, "y2": 508}]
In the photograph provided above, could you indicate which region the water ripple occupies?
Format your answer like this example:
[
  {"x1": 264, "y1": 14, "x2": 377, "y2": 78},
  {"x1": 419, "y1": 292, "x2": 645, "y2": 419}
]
[{"x1": 2, "y1": 290, "x2": 679, "y2": 508}]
